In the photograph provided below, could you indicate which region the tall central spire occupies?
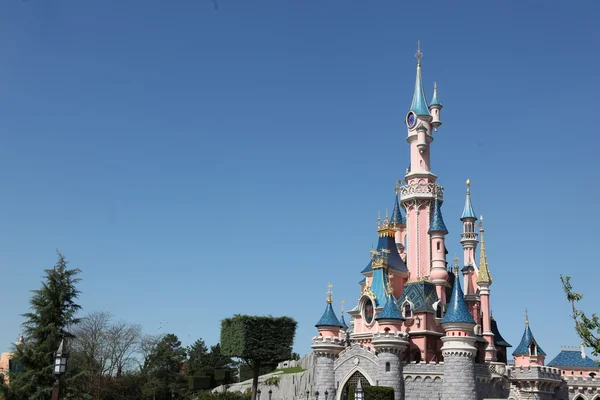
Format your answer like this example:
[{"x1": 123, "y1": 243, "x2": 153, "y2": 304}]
[{"x1": 409, "y1": 41, "x2": 431, "y2": 117}]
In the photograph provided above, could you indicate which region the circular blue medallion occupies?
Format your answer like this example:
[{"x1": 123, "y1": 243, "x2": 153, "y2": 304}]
[{"x1": 407, "y1": 112, "x2": 416, "y2": 128}]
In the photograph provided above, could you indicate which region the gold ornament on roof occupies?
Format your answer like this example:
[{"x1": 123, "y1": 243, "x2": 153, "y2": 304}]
[
  {"x1": 326, "y1": 284, "x2": 333, "y2": 304},
  {"x1": 387, "y1": 273, "x2": 394, "y2": 295}
]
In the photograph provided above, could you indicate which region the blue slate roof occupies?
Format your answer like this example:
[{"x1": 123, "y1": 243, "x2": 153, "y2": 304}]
[
  {"x1": 340, "y1": 313, "x2": 349, "y2": 330},
  {"x1": 409, "y1": 63, "x2": 431, "y2": 117},
  {"x1": 491, "y1": 318, "x2": 512, "y2": 347},
  {"x1": 361, "y1": 234, "x2": 408, "y2": 274},
  {"x1": 315, "y1": 303, "x2": 343, "y2": 328},
  {"x1": 441, "y1": 271, "x2": 476, "y2": 325},
  {"x1": 396, "y1": 281, "x2": 438, "y2": 313},
  {"x1": 390, "y1": 194, "x2": 405, "y2": 226},
  {"x1": 429, "y1": 198, "x2": 448, "y2": 234},
  {"x1": 376, "y1": 294, "x2": 404, "y2": 321},
  {"x1": 512, "y1": 325, "x2": 546, "y2": 356},
  {"x1": 461, "y1": 190, "x2": 477, "y2": 220},
  {"x1": 548, "y1": 350, "x2": 599, "y2": 368}
]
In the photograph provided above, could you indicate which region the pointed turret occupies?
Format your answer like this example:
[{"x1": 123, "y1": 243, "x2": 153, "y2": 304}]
[
  {"x1": 441, "y1": 266, "x2": 475, "y2": 326},
  {"x1": 512, "y1": 310, "x2": 546, "y2": 366},
  {"x1": 461, "y1": 179, "x2": 477, "y2": 220},
  {"x1": 428, "y1": 198, "x2": 448, "y2": 234},
  {"x1": 460, "y1": 179, "x2": 479, "y2": 268},
  {"x1": 390, "y1": 190, "x2": 405, "y2": 228},
  {"x1": 429, "y1": 82, "x2": 442, "y2": 130},
  {"x1": 409, "y1": 42, "x2": 431, "y2": 118},
  {"x1": 340, "y1": 300, "x2": 349, "y2": 330},
  {"x1": 315, "y1": 285, "x2": 343, "y2": 328},
  {"x1": 376, "y1": 278, "x2": 404, "y2": 324},
  {"x1": 477, "y1": 216, "x2": 492, "y2": 285}
]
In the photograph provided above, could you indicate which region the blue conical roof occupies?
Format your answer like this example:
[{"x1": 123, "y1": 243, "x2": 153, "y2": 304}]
[
  {"x1": 461, "y1": 184, "x2": 477, "y2": 220},
  {"x1": 315, "y1": 302, "x2": 343, "y2": 328},
  {"x1": 409, "y1": 62, "x2": 431, "y2": 117},
  {"x1": 441, "y1": 271, "x2": 475, "y2": 325},
  {"x1": 429, "y1": 198, "x2": 448, "y2": 234},
  {"x1": 340, "y1": 313, "x2": 349, "y2": 329},
  {"x1": 430, "y1": 82, "x2": 441, "y2": 106},
  {"x1": 512, "y1": 324, "x2": 546, "y2": 356},
  {"x1": 390, "y1": 194, "x2": 405, "y2": 226},
  {"x1": 376, "y1": 294, "x2": 404, "y2": 321}
]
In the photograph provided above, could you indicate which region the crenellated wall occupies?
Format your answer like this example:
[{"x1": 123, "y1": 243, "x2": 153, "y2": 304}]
[{"x1": 403, "y1": 362, "x2": 444, "y2": 400}]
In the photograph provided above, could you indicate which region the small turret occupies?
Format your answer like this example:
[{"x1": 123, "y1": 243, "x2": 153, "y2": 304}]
[
  {"x1": 460, "y1": 179, "x2": 479, "y2": 268},
  {"x1": 512, "y1": 309, "x2": 546, "y2": 366},
  {"x1": 429, "y1": 82, "x2": 442, "y2": 130},
  {"x1": 429, "y1": 196, "x2": 449, "y2": 302},
  {"x1": 315, "y1": 285, "x2": 343, "y2": 330},
  {"x1": 408, "y1": 42, "x2": 431, "y2": 119},
  {"x1": 391, "y1": 181, "x2": 406, "y2": 255},
  {"x1": 375, "y1": 276, "x2": 405, "y2": 331},
  {"x1": 477, "y1": 216, "x2": 496, "y2": 361}
]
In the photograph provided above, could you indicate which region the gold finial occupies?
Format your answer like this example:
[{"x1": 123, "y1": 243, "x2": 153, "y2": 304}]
[
  {"x1": 477, "y1": 215, "x2": 492, "y2": 284},
  {"x1": 453, "y1": 265, "x2": 459, "y2": 275},
  {"x1": 377, "y1": 210, "x2": 381, "y2": 228},
  {"x1": 466, "y1": 178, "x2": 471, "y2": 187},
  {"x1": 341, "y1": 299, "x2": 346, "y2": 313},
  {"x1": 415, "y1": 40, "x2": 423, "y2": 65},
  {"x1": 525, "y1": 308, "x2": 529, "y2": 327},
  {"x1": 452, "y1": 256, "x2": 459, "y2": 266},
  {"x1": 395, "y1": 180, "x2": 402, "y2": 196},
  {"x1": 387, "y1": 274, "x2": 394, "y2": 295},
  {"x1": 327, "y1": 284, "x2": 333, "y2": 303}
]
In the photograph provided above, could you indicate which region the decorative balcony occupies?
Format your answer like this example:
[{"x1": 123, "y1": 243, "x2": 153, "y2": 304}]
[
  {"x1": 399, "y1": 182, "x2": 444, "y2": 202},
  {"x1": 460, "y1": 232, "x2": 478, "y2": 241}
]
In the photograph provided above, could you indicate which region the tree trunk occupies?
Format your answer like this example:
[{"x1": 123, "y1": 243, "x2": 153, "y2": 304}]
[{"x1": 251, "y1": 361, "x2": 261, "y2": 400}]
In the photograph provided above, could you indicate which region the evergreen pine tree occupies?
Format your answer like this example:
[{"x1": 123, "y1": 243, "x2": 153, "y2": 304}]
[{"x1": 9, "y1": 252, "x2": 83, "y2": 400}]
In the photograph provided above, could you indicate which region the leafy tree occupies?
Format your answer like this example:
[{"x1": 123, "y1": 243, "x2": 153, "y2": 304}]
[
  {"x1": 187, "y1": 339, "x2": 209, "y2": 376},
  {"x1": 9, "y1": 252, "x2": 83, "y2": 400},
  {"x1": 143, "y1": 333, "x2": 187, "y2": 399},
  {"x1": 221, "y1": 315, "x2": 297, "y2": 400},
  {"x1": 561, "y1": 275, "x2": 600, "y2": 357}
]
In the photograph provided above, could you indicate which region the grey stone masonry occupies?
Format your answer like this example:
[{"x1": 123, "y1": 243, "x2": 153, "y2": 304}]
[
  {"x1": 508, "y1": 365, "x2": 565, "y2": 400},
  {"x1": 564, "y1": 375, "x2": 600, "y2": 400},
  {"x1": 403, "y1": 362, "x2": 443, "y2": 400},
  {"x1": 372, "y1": 331, "x2": 409, "y2": 400},
  {"x1": 441, "y1": 335, "x2": 477, "y2": 400},
  {"x1": 312, "y1": 336, "x2": 344, "y2": 400}
]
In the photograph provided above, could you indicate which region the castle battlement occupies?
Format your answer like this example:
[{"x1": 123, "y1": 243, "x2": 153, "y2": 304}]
[{"x1": 508, "y1": 365, "x2": 563, "y2": 381}]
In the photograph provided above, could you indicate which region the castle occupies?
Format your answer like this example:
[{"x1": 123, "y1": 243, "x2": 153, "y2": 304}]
[{"x1": 309, "y1": 44, "x2": 600, "y2": 400}]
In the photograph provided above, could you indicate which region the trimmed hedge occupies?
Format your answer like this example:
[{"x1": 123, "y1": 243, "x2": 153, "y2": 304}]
[
  {"x1": 195, "y1": 391, "x2": 252, "y2": 400},
  {"x1": 221, "y1": 315, "x2": 297, "y2": 363},
  {"x1": 364, "y1": 386, "x2": 394, "y2": 400}
]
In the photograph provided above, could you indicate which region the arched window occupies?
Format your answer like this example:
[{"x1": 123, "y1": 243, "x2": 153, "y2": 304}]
[
  {"x1": 436, "y1": 241, "x2": 440, "y2": 251},
  {"x1": 403, "y1": 302, "x2": 413, "y2": 318},
  {"x1": 385, "y1": 362, "x2": 390, "y2": 372},
  {"x1": 529, "y1": 342, "x2": 537, "y2": 356}
]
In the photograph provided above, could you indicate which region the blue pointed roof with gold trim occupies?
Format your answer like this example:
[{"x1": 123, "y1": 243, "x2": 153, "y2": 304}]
[
  {"x1": 315, "y1": 287, "x2": 343, "y2": 328},
  {"x1": 376, "y1": 294, "x2": 404, "y2": 321},
  {"x1": 390, "y1": 192, "x2": 405, "y2": 227},
  {"x1": 442, "y1": 266, "x2": 475, "y2": 325},
  {"x1": 512, "y1": 313, "x2": 546, "y2": 356}
]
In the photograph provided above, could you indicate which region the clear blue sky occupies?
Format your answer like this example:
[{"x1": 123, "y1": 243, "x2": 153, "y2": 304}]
[{"x1": 0, "y1": 0, "x2": 599, "y2": 359}]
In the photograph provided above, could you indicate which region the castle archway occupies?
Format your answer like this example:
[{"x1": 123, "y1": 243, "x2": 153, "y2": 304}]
[{"x1": 338, "y1": 369, "x2": 373, "y2": 400}]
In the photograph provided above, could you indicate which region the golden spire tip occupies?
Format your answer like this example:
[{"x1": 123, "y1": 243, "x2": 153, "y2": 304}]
[
  {"x1": 327, "y1": 284, "x2": 333, "y2": 303},
  {"x1": 466, "y1": 178, "x2": 471, "y2": 187},
  {"x1": 525, "y1": 308, "x2": 529, "y2": 327}
]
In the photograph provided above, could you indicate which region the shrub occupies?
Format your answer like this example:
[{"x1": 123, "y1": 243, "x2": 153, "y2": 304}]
[{"x1": 364, "y1": 386, "x2": 394, "y2": 400}]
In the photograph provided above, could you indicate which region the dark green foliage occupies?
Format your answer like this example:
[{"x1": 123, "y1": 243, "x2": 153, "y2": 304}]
[
  {"x1": 189, "y1": 376, "x2": 212, "y2": 390},
  {"x1": 221, "y1": 315, "x2": 297, "y2": 400},
  {"x1": 561, "y1": 275, "x2": 600, "y2": 358},
  {"x1": 95, "y1": 373, "x2": 146, "y2": 400},
  {"x1": 364, "y1": 386, "x2": 394, "y2": 400},
  {"x1": 143, "y1": 333, "x2": 188, "y2": 399},
  {"x1": 9, "y1": 252, "x2": 83, "y2": 400},
  {"x1": 221, "y1": 315, "x2": 296, "y2": 364},
  {"x1": 291, "y1": 352, "x2": 301, "y2": 361},
  {"x1": 195, "y1": 390, "x2": 251, "y2": 400}
]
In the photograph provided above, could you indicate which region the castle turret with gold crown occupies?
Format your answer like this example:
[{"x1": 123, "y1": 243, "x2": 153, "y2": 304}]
[{"x1": 308, "y1": 43, "x2": 590, "y2": 400}]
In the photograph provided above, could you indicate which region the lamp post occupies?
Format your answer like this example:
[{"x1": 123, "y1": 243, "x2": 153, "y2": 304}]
[{"x1": 52, "y1": 339, "x2": 68, "y2": 400}]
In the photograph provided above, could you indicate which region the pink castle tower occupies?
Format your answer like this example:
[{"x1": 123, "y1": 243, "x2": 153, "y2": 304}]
[
  {"x1": 512, "y1": 310, "x2": 546, "y2": 367},
  {"x1": 460, "y1": 180, "x2": 480, "y2": 311},
  {"x1": 476, "y1": 217, "x2": 496, "y2": 362}
]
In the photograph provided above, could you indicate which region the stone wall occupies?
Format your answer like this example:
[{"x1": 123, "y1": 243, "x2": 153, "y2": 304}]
[
  {"x1": 564, "y1": 376, "x2": 600, "y2": 400},
  {"x1": 403, "y1": 362, "x2": 443, "y2": 400},
  {"x1": 334, "y1": 344, "x2": 380, "y2": 389}
]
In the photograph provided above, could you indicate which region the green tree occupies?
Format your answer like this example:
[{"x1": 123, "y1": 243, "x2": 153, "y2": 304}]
[
  {"x1": 9, "y1": 252, "x2": 83, "y2": 400},
  {"x1": 143, "y1": 333, "x2": 187, "y2": 399},
  {"x1": 221, "y1": 315, "x2": 297, "y2": 400},
  {"x1": 187, "y1": 339, "x2": 209, "y2": 376},
  {"x1": 561, "y1": 275, "x2": 600, "y2": 356}
]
